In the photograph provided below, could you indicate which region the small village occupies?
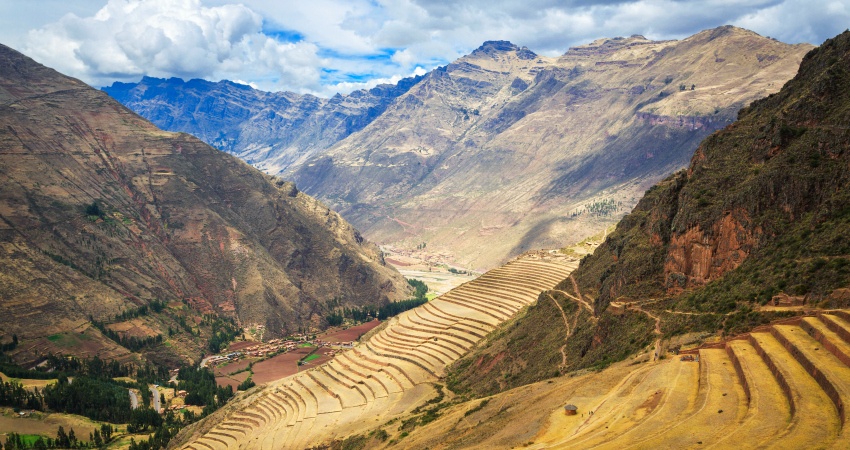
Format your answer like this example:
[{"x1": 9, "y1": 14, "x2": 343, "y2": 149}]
[{"x1": 201, "y1": 333, "x2": 356, "y2": 370}]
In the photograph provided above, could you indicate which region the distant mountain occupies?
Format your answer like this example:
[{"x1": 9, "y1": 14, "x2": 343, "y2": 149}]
[
  {"x1": 0, "y1": 44, "x2": 411, "y2": 366},
  {"x1": 103, "y1": 74, "x2": 423, "y2": 174},
  {"x1": 448, "y1": 29, "x2": 850, "y2": 397},
  {"x1": 291, "y1": 27, "x2": 812, "y2": 269}
]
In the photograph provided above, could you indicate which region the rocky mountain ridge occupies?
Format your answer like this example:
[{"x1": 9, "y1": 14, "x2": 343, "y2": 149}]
[
  {"x1": 0, "y1": 43, "x2": 411, "y2": 365},
  {"x1": 103, "y1": 74, "x2": 424, "y2": 175}
]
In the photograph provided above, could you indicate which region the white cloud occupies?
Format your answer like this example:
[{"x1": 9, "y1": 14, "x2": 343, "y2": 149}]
[
  {"x1": 319, "y1": 66, "x2": 428, "y2": 97},
  {"x1": 22, "y1": 0, "x2": 323, "y2": 92},
  {"x1": 8, "y1": 0, "x2": 850, "y2": 96}
]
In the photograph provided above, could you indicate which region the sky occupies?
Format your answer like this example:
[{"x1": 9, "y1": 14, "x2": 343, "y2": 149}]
[{"x1": 0, "y1": 0, "x2": 848, "y2": 97}]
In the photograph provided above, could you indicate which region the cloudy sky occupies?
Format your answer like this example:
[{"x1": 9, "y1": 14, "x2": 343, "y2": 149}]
[{"x1": 1, "y1": 0, "x2": 847, "y2": 96}]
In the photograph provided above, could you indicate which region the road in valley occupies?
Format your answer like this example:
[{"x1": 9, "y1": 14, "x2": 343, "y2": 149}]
[{"x1": 151, "y1": 385, "x2": 161, "y2": 412}]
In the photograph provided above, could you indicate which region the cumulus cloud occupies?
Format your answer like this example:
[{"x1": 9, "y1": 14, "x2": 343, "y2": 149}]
[
  {"x1": 12, "y1": 0, "x2": 850, "y2": 96},
  {"x1": 23, "y1": 0, "x2": 323, "y2": 92}
]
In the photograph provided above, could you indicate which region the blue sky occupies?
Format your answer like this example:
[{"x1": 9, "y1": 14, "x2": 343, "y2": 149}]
[{"x1": 1, "y1": 0, "x2": 848, "y2": 96}]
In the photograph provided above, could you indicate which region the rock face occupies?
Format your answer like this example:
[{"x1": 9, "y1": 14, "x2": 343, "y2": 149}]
[
  {"x1": 289, "y1": 27, "x2": 811, "y2": 269},
  {"x1": 0, "y1": 44, "x2": 411, "y2": 356},
  {"x1": 663, "y1": 210, "x2": 759, "y2": 294},
  {"x1": 102, "y1": 74, "x2": 424, "y2": 175}
]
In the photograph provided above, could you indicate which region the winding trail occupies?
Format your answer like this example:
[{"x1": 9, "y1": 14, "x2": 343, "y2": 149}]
[
  {"x1": 632, "y1": 304, "x2": 662, "y2": 359},
  {"x1": 545, "y1": 292, "x2": 572, "y2": 369},
  {"x1": 549, "y1": 282, "x2": 594, "y2": 317}
]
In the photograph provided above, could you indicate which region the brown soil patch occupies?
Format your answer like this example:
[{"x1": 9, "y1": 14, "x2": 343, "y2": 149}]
[
  {"x1": 106, "y1": 318, "x2": 158, "y2": 339},
  {"x1": 385, "y1": 258, "x2": 411, "y2": 266},
  {"x1": 636, "y1": 389, "x2": 664, "y2": 413},
  {"x1": 215, "y1": 371, "x2": 249, "y2": 390},
  {"x1": 251, "y1": 348, "x2": 314, "y2": 384},
  {"x1": 14, "y1": 327, "x2": 133, "y2": 367},
  {"x1": 322, "y1": 320, "x2": 382, "y2": 343}
]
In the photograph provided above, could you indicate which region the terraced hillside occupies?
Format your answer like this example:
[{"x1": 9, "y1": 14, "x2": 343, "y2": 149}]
[
  {"x1": 387, "y1": 310, "x2": 850, "y2": 449},
  {"x1": 540, "y1": 312, "x2": 850, "y2": 448},
  {"x1": 173, "y1": 258, "x2": 576, "y2": 449}
]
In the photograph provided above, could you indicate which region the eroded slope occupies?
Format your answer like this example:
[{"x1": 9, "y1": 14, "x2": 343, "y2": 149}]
[{"x1": 0, "y1": 44, "x2": 410, "y2": 364}]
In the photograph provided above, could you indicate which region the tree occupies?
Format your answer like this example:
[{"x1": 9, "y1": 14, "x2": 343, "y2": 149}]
[
  {"x1": 91, "y1": 429, "x2": 103, "y2": 447},
  {"x1": 85, "y1": 201, "x2": 103, "y2": 217},
  {"x1": 57, "y1": 425, "x2": 70, "y2": 448},
  {"x1": 100, "y1": 423, "x2": 113, "y2": 443}
]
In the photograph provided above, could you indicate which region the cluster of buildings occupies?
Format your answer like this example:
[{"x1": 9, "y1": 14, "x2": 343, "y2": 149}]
[{"x1": 202, "y1": 334, "x2": 360, "y2": 369}]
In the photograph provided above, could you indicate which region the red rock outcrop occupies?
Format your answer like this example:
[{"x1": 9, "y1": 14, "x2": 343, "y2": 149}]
[{"x1": 664, "y1": 210, "x2": 759, "y2": 293}]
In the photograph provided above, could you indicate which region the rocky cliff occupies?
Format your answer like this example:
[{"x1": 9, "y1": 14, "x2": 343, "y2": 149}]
[
  {"x1": 0, "y1": 44, "x2": 411, "y2": 364},
  {"x1": 103, "y1": 74, "x2": 423, "y2": 175},
  {"x1": 290, "y1": 27, "x2": 811, "y2": 269},
  {"x1": 448, "y1": 30, "x2": 850, "y2": 397}
]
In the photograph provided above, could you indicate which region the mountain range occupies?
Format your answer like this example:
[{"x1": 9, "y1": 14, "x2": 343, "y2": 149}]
[{"x1": 106, "y1": 26, "x2": 812, "y2": 269}]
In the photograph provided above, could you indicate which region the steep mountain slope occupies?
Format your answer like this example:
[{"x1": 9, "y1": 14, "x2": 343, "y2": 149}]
[
  {"x1": 292, "y1": 26, "x2": 811, "y2": 269},
  {"x1": 448, "y1": 30, "x2": 850, "y2": 398},
  {"x1": 102, "y1": 75, "x2": 423, "y2": 175},
  {"x1": 0, "y1": 44, "x2": 411, "y2": 365}
]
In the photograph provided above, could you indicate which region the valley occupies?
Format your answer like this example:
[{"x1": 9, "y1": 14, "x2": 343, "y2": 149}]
[
  {"x1": 108, "y1": 27, "x2": 813, "y2": 270},
  {"x1": 0, "y1": 7, "x2": 849, "y2": 450}
]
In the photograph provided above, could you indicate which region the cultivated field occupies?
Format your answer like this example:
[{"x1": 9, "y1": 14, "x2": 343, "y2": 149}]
[
  {"x1": 321, "y1": 320, "x2": 383, "y2": 343},
  {"x1": 175, "y1": 257, "x2": 576, "y2": 449}
]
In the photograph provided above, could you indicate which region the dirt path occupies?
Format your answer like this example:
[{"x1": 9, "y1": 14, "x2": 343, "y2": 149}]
[
  {"x1": 546, "y1": 292, "x2": 572, "y2": 369},
  {"x1": 549, "y1": 284, "x2": 595, "y2": 317},
  {"x1": 632, "y1": 304, "x2": 662, "y2": 360},
  {"x1": 569, "y1": 276, "x2": 595, "y2": 316}
]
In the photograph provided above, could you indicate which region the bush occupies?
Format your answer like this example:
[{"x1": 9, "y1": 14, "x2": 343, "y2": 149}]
[{"x1": 84, "y1": 201, "x2": 103, "y2": 217}]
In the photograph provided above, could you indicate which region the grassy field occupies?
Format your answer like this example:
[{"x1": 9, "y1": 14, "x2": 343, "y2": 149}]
[
  {"x1": 302, "y1": 354, "x2": 320, "y2": 363},
  {"x1": 0, "y1": 408, "x2": 105, "y2": 447},
  {"x1": 0, "y1": 372, "x2": 57, "y2": 391}
]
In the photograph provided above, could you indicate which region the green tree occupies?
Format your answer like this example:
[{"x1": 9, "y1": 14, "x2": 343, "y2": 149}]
[
  {"x1": 85, "y1": 201, "x2": 103, "y2": 217},
  {"x1": 57, "y1": 425, "x2": 70, "y2": 448}
]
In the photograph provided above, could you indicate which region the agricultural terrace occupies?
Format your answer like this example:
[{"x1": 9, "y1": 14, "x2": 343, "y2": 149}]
[{"x1": 177, "y1": 257, "x2": 576, "y2": 449}]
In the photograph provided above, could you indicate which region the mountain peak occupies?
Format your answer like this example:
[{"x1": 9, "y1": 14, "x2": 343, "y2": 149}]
[
  {"x1": 687, "y1": 25, "x2": 768, "y2": 43},
  {"x1": 471, "y1": 40, "x2": 537, "y2": 60}
]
